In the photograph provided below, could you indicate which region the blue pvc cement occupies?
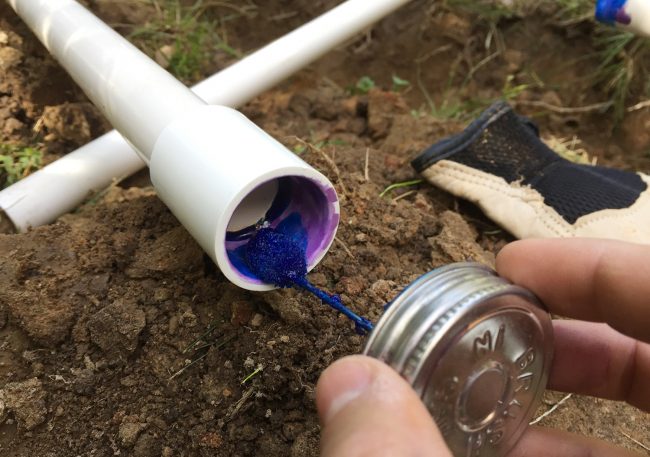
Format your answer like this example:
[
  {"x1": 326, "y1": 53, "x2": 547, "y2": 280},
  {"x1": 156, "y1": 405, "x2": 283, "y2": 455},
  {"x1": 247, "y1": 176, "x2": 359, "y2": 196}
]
[
  {"x1": 241, "y1": 213, "x2": 374, "y2": 335},
  {"x1": 595, "y1": 0, "x2": 630, "y2": 25}
]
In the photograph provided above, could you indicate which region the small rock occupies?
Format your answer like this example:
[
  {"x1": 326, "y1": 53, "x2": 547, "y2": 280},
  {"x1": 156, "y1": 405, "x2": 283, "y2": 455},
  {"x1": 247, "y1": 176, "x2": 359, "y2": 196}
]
[
  {"x1": 369, "y1": 279, "x2": 398, "y2": 303},
  {"x1": 118, "y1": 421, "x2": 146, "y2": 447},
  {"x1": 179, "y1": 309, "x2": 197, "y2": 328},
  {"x1": 155, "y1": 44, "x2": 175, "y2": 68},
  {"x1": 153, "y1": 288, "x2": 171, "y2": 302},
  {"x1": 161, "y1": 447, "x2": 173, "y2": 457},
  {"x1": 2, "y1": 117, "x2": 23, "y2": 135},
  {"x1": 133, "y1": 432, "x2": 160, "y2": 457},
  {"x1": 0, "y1": 47, "x2": 22, "y2": 70},
  {"x1": 0, "y1": 31, "x2": 8, "y2": 45},
  {"x1": 168, "y1": 315, "x2": 179, "y2": 335},
  {"x1": 366, "y1": 90, "x2": 408, "y2": 138},
  {"x1": 88, "y1": 300, "x2": 146, "y2": 359},
  {"x1": 200, "y1": 431, "x2": 223, "y2": 449},
  {"x1": 230, "y1": 301, "x2": 253, "y2": 326},
  {"x1": 279, "y1": 335, "x2": 290, "y2": 343},
  {"x1": 0, "y1": 378, "x2": 47, "y2": 430},
  {"x1": 41, "y1": 103, "x2": 92, "y2": 144},
  {"x1": 249, "y1": 313, "x2": 263, "y2": 327},
  {"x1": 243, "y1": 357, "x2": 255, "y2": 370},
  {"x1": 339, "y1": 276, "x2": 364, "y2": 295}
]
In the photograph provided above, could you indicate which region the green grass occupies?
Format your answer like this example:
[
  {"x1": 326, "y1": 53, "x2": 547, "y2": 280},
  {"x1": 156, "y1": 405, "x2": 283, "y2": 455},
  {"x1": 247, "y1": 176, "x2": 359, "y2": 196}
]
[
  {"x1": 349, "y1": 76, "x2": 376, "y2": 95},
  {"x1": 550, "y1": 0, "x2": 594, "y2": 23},
  {"x1": 379, "y1": 179, "x2": 423, "y2": 198},
  {"x1": 241, "y1": 365, "x2": 263, "y2": 385},
  {"x1": 391, "y1": 74, "x2": 410, "y2": 92},
  {"x1": 128, "y1": 0, "x2": 240, "y2": 83},
  {"x1": 0, "y1": 144, "x2": 42, "y2": 189},
  {"x1": 592, "y1": 29, "x2": 650, "y2": 121}
]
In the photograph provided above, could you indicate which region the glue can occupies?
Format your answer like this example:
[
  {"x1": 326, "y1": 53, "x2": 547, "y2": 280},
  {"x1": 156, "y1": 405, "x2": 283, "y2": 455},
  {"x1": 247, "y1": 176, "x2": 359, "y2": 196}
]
[
  {"x1": 596, "y1": 0, "x2": 650, "y2": 37},
  {"x1": 363, "y1": 263, "x2": 553, "y2": 457}
]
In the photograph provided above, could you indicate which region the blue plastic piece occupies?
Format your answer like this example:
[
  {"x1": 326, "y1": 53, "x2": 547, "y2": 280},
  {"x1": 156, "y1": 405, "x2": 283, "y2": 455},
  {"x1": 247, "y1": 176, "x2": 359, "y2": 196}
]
[
  {"x1": 244, "y1": 215, "x2": 374, "y2": 335},
  {"x1": 595, "y1": 0, "x2": 629, "y2": 25}
]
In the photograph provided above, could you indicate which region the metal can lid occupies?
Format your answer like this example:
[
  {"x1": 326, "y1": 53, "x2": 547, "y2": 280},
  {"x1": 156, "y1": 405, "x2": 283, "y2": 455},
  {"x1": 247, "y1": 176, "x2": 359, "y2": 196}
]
[{"x1": 363, "y1": 263, "x2": 554, "y2": 457}]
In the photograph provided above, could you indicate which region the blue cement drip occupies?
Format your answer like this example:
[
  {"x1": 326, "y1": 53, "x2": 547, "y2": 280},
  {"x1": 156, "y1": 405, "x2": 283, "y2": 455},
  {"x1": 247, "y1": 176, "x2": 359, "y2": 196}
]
[{"x1": 244, "y1": 220, "x2": 374, "y2": 335}]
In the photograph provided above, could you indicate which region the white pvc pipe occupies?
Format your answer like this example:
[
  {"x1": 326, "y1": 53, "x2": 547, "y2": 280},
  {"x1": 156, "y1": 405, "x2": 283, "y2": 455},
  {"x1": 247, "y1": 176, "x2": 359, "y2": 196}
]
[
  {"x1": 595, "y1": 0, "x2": 650, "y2": 36},
  {"x1": 0, "y1": 0, "x2": 412, "y2": 232},
  {"x1": 9, "y1": 0, "x2": 343, "y2": 291}
]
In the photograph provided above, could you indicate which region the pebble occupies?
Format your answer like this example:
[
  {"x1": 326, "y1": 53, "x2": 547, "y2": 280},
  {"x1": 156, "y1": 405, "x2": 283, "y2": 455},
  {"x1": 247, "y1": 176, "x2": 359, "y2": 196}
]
[
  {"x1": 250, "y1": 313, "x2": 263, "y2": 327},
  {"x1": 243, "y1": 356, "x2": 255, "y2": 369},
  {"x1": 118, "y1": 421, "x2": 146, "y2": 447},
  {"x1": 0, "y1": 47, "x2": 22, "y2": 70}
]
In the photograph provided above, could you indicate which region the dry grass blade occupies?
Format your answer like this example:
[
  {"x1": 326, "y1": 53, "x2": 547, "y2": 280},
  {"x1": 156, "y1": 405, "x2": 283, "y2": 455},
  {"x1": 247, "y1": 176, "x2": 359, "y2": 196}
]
[
  {"x1": 529, "y1": 393, "x2": 572, "y2": 425},
  {"x1": 227, "y1": 387, "x2": 255, "y2": 420},
  {"x1": 182, "y1": 320, "x2": 220, "y2": 353},
  {"x1": 516, "y1": 100, "x2": 613, "y2": 114},
  {"x1": 543, "y1": 135, "x2": 596, "y2": 165},
  {"x1": 392, "y1": 189, "x2": 416, "y2": 203},
  {"x1": 627, "y1": 100, "x2": 650, "y2": 112},
  {"x1": 364, "y1": 147, "x2": 370, "y2": 181},
  {"x1": 620, "y1": 431, "x2": 650, "y2": 453},
  {"x1": 291, "y1": 136, "x2": 349, "y2": 197},
  {"x1": 168, "y1": 352, "x2": 208, "y2": 381},
  {"x1": 334, "y1": 236, "x2": 355, "y2": 259}
]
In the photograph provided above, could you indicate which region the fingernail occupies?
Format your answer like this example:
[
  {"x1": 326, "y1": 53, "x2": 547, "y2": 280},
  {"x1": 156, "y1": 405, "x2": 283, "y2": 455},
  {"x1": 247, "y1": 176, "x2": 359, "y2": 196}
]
[{"x1": 319, "y1": 357, "x2": 374, "y2": 424}]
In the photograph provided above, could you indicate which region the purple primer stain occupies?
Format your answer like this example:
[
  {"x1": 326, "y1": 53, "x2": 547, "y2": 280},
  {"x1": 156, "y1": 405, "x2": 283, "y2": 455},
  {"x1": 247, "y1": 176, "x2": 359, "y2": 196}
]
[
  {"x1": 616, "y1": 8, "x2": 632, "y2": 25},
  {"x1": 244, "y1": 222, "x2": 374, "y2": 335},
  {"x1": 226, "y1": 176, "x2": 339, "y2": 283}
]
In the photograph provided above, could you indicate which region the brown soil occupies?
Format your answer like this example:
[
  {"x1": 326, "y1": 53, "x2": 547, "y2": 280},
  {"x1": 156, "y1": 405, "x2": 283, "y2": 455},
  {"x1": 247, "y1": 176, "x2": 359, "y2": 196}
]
[{"x1": 1, "y1": 1, "x2": 649, "y2": 456}]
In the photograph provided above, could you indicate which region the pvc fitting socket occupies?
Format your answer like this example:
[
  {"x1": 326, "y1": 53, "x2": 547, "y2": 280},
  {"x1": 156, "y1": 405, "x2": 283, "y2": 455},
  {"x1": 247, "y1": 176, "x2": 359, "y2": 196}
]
[{"x1": 150, "y1": 105, "x2": 340, "y2": 291}]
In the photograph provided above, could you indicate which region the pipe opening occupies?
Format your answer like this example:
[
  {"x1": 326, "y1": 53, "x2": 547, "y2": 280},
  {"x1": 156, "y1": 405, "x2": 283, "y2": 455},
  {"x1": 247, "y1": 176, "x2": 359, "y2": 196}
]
[
  {"x1": 0, "y1": 209, "x2": 17, "y2": 234},
  {"x1": 225, "y1": 176, "x2": 339, "y2": 285}
]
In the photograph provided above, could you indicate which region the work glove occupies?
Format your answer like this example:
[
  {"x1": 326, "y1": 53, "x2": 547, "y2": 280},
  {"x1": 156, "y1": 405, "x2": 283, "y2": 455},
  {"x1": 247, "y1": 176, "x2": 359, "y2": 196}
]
[{"x1": 412, "y1": 101, "x2": 650, "y2": 243}]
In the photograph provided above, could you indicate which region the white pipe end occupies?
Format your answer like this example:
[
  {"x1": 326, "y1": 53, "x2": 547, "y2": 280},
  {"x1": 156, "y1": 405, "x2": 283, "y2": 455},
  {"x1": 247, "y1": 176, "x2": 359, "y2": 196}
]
[{"x1": 150, "y1": 105, "x2": 340, "y2": 291}]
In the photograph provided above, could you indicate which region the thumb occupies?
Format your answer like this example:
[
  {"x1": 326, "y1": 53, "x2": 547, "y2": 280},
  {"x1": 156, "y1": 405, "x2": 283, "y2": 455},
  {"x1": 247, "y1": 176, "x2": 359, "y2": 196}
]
[{"x1": 316, "y1": 355, "x2": 452, "y2": 457}]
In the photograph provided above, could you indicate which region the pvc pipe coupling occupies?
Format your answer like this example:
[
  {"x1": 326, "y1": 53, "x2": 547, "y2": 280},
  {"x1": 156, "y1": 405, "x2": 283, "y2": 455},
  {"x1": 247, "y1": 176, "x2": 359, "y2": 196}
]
[{"x1": 150, "y1": 105, "x2": 340, "y2": 291}]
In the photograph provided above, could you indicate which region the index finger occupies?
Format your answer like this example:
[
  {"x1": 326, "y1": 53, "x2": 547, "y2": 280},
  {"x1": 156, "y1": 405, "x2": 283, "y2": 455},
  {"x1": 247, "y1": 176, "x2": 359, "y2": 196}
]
[{"x1": 496, "y1": 238, "x2": 650, "y2": 344}]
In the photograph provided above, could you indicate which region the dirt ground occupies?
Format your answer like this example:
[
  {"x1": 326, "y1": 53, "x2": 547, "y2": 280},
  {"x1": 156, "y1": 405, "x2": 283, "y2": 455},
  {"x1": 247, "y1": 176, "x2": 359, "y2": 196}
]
[{"x1": 0, "y1": 1, "x2": 649, "y2": 456}]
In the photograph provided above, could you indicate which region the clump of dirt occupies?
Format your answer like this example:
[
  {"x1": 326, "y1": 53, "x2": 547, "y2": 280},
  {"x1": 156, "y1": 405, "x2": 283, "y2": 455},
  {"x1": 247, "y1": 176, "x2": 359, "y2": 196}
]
[{"x1": 1, "y1": 1, "x2": 648, "y2": 456}]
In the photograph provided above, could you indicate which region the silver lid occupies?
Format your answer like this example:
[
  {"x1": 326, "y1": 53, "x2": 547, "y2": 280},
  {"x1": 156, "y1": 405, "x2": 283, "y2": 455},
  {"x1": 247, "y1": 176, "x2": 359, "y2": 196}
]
[{"x1": 363, "y1": 263, "x2": 553, "y2": 457}]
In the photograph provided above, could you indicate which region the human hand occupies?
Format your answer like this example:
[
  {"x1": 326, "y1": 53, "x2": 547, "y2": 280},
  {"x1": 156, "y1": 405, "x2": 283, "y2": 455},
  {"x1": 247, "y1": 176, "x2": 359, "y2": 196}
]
[{"x1": 316, "y1": 238, "x2": 650, "y2": 456}]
